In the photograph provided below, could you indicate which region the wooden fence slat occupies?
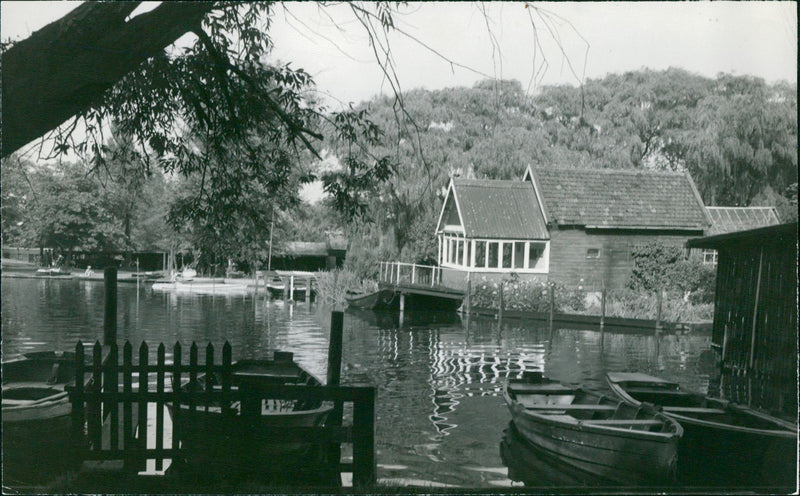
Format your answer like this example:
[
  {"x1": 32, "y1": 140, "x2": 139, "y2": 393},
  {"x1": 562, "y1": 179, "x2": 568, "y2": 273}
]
[
  {"x1": 352, "y1": 386, "x2": 376, "y2": 487},
  {"x1": 138, "y1": 342, "x2": 149, "y2": 465},
  {"x1": 156, "y1": 343, "x2": 166, "y2": 471},
  {"x1": 71, "y1": 342, "x2": 86, "y2": 457},
  {"x1": 222, "y1": 342, "x2": 233, "y2": 418},
  {"x1": 205, "y1": 343, "x2": 214, "y2": 415},
  {"x1": 188, "y1": 343, "x2": 198, "y2": 419},
  {"x1": 108, "y1": 343, "x2": 119, "y2": 451},
  {"x1": 90, "y1": 341, "x2": 103, "y2": 449},
  {"x1": 123, "y1": 341, "x2": 134, "y2": 468},
  {"x1": 172, "y1": 342, "x2": 182, "y2": 450}
]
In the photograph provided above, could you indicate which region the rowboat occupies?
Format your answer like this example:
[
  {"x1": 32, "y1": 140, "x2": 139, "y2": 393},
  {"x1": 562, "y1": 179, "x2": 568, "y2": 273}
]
[
  {"x1": 606, "y1": 372, "x2": 797, "y2": 487},
  {"x1": 504, "y1": 371, "x2": 682, "y2": 486},
  {"x1": 168, "y1": 351, "x2": 333, "y2": 477},
  {"x1": 2, "y1": 351, "x2": 83, "y2": 475},
  {"x1": 345, "y1": 289, "x2": 397, "y2": 310}
]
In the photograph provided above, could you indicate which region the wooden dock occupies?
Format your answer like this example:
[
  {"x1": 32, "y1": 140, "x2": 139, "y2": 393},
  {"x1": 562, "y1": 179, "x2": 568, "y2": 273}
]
[{"x1": 377, "y1": 262, "x2": 465, "y2": 311}]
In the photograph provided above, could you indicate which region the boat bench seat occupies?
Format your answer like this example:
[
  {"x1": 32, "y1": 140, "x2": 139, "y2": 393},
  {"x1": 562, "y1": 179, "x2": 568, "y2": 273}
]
[
  {"x1": 624, "y1": 388, "x2": 688, "y2": 396},
  {"x1": 583, "y1": 419, "x2": 663, "y2": 426},
  {"x1": 663, "y1": 406, "x2": 725, "y2": 414},
  {"x1": 509, "y1": 383, "x2": 576, "y2": 395},
  {"x1": 522, "y1": 403, "x2": 617, "y2": 411}
]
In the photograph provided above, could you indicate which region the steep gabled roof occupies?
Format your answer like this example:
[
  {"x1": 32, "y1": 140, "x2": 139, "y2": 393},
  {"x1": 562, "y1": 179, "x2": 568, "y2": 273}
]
[
  {"x1": 529, "y1": 168, "x2": 710, "y2": 230},
  {"x1": 437, "y1": 178, "x2": 549, "y2": 239},
  {"x1": 705, "y1": 206, "x2": 781, "y2": 235}
]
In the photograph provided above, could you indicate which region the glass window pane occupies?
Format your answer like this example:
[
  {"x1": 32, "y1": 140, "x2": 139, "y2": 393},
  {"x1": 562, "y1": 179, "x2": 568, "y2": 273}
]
[
  {"x1": 475, "y1": 242, "x2": 486, "y2": 268},
  {"x1": 514, "y1": 242, "x2": 525, "y2": 268},
  {"x1": 465, "y1": 241, "x2": 472, "y2": 267},
  {"x1": 488, "y1": 242, "x2": 499, "y2": 268},
  {"x1": 529, "y1": 243, "x2": 542, "y2": 268},
  {"x1": 457, "y1": 240, "x2": 464, "y2": 266},
  {"x1": 502, "y1": 242, "x2": 512, "y2": 268}
]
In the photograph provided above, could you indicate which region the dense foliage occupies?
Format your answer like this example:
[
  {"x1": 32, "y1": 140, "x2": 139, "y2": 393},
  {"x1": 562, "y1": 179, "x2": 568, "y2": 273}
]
[
  {"x1": 628, "y1": 242, "x2": 716, "y2": 303},
  {"x1": 469, "y1": 278, "x2": 586, "y2": 314}
]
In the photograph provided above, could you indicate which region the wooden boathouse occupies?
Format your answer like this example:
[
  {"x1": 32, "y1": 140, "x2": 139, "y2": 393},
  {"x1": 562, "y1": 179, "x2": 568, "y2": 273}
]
[
  {"x1": 687, "y1": 222, "x2": 797, "y2": 419},
  {"x1": 436, "y1": 167, "x2": 711, "y2": 290}
]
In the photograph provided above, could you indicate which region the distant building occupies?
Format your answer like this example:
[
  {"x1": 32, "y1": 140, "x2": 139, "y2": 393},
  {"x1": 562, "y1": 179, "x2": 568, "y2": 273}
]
[
  {"x1": 270, "y1": 232, "x2": 347, "y2": 271},
  {"x1": 699, "y1": 207, "x2": 781, "y2": 265},
  {"x1": 687, "y1": 222, "x2": 797, "y2": 418},
  {"x1": 435, "y1": 167, "x2": 711, "y2": 290}
]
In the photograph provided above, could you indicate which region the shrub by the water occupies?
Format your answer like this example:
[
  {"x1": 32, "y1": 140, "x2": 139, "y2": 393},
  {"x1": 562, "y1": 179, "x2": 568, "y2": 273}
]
[
  {"x1": 628, "y1": 242, "x2": 716, "y2": 303},
  {"x1": 314, "y1": 268, "x2": 378, "y2": 310},
  {"x1": 469, "y1": 278, "x2": 586, "y2": 313},
  {"x1": 583, "y1": 289, "x2": 714, "y2": 322}
]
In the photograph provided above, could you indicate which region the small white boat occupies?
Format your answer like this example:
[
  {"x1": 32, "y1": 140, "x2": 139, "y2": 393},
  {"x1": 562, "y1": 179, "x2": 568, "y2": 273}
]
[
  {"x1": 152, "y1": 280, "x2": 250, "y2": 294},
  {"x1": 3, "y1": 351, "x2": 83, "y2": 475}
]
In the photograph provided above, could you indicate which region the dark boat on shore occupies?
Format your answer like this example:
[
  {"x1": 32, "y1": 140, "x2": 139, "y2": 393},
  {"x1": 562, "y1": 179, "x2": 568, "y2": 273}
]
[
  {"x1": 168, "y1": 351, "x2": 333, "y2": 477},
  {"x1": 504, "y1": 371, "x2": 682, "y2": 486},
  {"x1": 2, "y1": 351, "x2": 83, "y2": 475},
  {"x1": 606, "y1": 372, "x2": 798, "y2": 487}
]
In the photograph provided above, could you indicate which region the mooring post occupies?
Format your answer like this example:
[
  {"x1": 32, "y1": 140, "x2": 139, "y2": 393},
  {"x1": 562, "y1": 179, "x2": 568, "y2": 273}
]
[
  {"x1": 327, "y1": 311, "x2": 345, "y2": 478},
  {"x1": 498, "y1": 282, "x2": 504, "y2": 322},
  {"x1": 289, "y1": 275, "x2": 295, "y2": 303},
  {"x1": 600, "y1": 284, "x2": 606, "y2": 328},
  {"x1": 283, "y1": 276, "x2": 289, "y2": 302},
  {"x1": 548, "y1": 281, "x2": 555, "y2": 333},
  {"x1": 464, "y1": 278, "x2": 471, "y2": 316},
  {"x1": 655, "y1": 288, "x2": 663, "y2": 334},
  {"x1": 103, "y1": 267, "x2": 117, "y2": 345}
]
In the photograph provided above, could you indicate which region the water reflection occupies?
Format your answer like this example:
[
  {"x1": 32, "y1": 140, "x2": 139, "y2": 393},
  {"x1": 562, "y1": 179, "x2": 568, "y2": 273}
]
[{"x1": 2, "y1": 278, "x2": 719, "y2": 489}]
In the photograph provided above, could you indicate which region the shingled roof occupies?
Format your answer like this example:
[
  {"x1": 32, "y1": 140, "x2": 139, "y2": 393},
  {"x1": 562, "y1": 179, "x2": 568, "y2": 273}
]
[
  {"x1": 438, "y1": 179, "x2": 549, "y2": 239},
  {"x1": 705, "y1": 206, "x2": 781, "y2": 235},
  {"x1": 529, "y1": 168, "x2": 710, "y2": 230}
]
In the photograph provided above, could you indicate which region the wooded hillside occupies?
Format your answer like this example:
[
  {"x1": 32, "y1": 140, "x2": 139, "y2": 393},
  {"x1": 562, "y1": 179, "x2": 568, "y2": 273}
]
[{"x1": 329, "y1": 69, "x2": 796, "y2": 269}]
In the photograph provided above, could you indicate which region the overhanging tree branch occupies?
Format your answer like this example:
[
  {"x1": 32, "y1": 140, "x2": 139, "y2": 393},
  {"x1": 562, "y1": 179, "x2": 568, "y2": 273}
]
[{"x1": 2, "y1": 1, "x2": 214, "y2": 156}]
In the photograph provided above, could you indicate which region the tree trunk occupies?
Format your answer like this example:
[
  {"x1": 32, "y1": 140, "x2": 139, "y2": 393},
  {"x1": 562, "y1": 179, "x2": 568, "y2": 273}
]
[{"x1": 2, "y1": 2, "x2": 214, "y2": 156}]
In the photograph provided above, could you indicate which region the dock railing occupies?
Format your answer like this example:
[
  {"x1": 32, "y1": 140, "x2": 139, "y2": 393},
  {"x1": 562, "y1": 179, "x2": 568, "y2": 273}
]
[
  {"x1": 379, "y1": 261, "x2": 441, "y2": 287},
  {"x1": 67, "y1": 340, "x2": 377, "y2": 487}
]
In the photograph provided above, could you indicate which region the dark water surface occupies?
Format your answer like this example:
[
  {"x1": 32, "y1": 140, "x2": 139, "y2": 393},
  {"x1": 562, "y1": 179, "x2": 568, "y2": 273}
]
[{"x1": 2, "y1": 277, "x2": 718, "y2": 489}]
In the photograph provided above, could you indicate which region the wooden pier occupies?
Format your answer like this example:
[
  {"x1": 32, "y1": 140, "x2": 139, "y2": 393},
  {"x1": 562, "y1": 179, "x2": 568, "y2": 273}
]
[{"x1": 378, "y1": 262, "x2": 464, "y2": 311}]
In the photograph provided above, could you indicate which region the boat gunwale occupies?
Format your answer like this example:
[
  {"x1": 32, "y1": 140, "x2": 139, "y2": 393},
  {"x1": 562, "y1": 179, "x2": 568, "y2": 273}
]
[{"x1": 606, "y1": 373, "x2": 797, "y2": 438}]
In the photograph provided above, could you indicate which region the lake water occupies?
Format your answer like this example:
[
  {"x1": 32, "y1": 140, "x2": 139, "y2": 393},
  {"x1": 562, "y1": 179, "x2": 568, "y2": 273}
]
[{"x1": 1, "y1": 277, "x2": 718, "y2": 489}]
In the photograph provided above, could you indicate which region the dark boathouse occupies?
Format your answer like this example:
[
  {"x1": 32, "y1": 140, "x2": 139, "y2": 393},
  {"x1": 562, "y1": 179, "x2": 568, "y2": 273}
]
[{"x1": 687, "y1": 222, "x2": 797, "y2": 420}]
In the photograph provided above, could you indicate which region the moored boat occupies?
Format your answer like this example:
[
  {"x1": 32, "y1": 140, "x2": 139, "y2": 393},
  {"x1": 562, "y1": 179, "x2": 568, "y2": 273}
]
[
  {"x1": 2, "y1": 351, "x2": 84, "y2": 475},
  {"x1": 606, "y1": 372, "x2": 798, "y2": 487},
  {"x1": 345, "y1": 289, "x2": 397, "y2": 310},
  {"x1": 168, "y1": 351, "x2": 333, "y2": 476},
  {"x1": 152, "y1": 280, "x2": 248, "y2": 294},
  {"x1": 504, "y1": 371, "x2": 682, "y2": 486}
]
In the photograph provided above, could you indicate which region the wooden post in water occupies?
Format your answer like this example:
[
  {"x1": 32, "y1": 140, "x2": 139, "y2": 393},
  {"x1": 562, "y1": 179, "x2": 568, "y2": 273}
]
[
  {"x1": 289, "y1": 274, "x2": 295, "y2": 303},
  {"x1": 327, "y1": 311, "x2": 345, "y2": 479},
  {"x1": 498, "y1": 282, "x2": 504, "y2": 322},
  {"x1": 104, "y1": 267, "x2": 117, "y2": 345},
  {"x1": 655, "y1": 288, "x2": 663, "y2": 335},
  {"x1": 548, "y1": 281, "x2": 555, "y2": 333},
  {"x1": 306, "y1": 278, "x2": 312, "y2": 304},
  {"x1": 464, "y1": 278, "x2": 471, "y2": 316},
  {"x1": 600, "y1": 284, "x2": 606, "y2": 328},
  {"x1": 283, "y1": 276, "x2": 289, "y2": 302}
]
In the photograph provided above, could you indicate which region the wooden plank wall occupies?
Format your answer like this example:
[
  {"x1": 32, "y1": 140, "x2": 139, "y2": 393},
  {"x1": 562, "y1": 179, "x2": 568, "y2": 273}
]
[{"x1": 715, "y1": 238, "x2": 798, "y2": 417}]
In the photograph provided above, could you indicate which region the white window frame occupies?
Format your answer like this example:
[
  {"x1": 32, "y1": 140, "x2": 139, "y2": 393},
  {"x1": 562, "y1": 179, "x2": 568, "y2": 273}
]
[{"x1": 439, "y1": 237, "x2": 549, "y2": 273}]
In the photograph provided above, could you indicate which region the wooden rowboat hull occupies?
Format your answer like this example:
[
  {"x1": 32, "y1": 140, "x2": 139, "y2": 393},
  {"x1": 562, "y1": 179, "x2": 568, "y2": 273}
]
[
  {"x1": 168, "y1": 354, "x2": 333, "y2": 476},
  {"x1": 345, "y1": 289, "x2": 396, "y2": 310},
  {"x1": 606, "y1": 372, "x2": 797, "y2": 487},
  {"x1": 504, "y1": 375, "x2": 681, "y2": 486}
]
